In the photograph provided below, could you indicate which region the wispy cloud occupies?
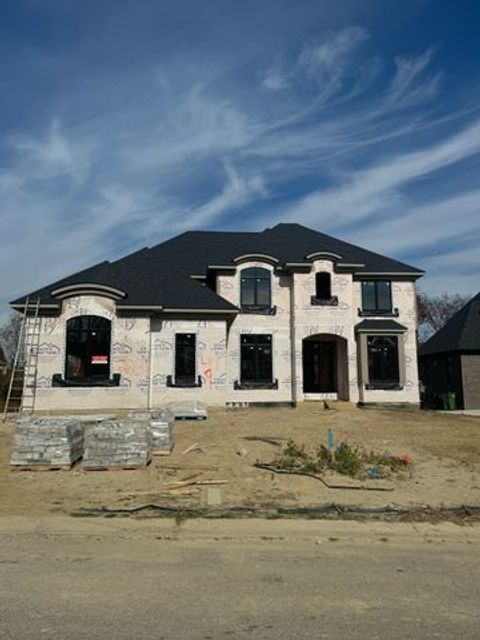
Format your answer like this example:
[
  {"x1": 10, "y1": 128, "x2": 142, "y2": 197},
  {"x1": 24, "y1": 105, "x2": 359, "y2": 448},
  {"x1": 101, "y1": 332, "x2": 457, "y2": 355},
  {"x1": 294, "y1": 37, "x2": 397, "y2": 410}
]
[
  {"x1": 0, "y1": 3, "x2": 479, "y2": 313},
  {"x1": 387, "y1": 47, "x2": 441, "y2": 106},
  {"x1": 262, "y1": 26, "x2": 369, "y2": 94},
  {"x1": 174, "y1": 163, "x2": 266, "y2": 231},
  {"x1": 353, "y1": 190, "x2": 480, "y2": 255},
  {"x1": 269, "y1": 118, "x2": 480, "y2": 228}
]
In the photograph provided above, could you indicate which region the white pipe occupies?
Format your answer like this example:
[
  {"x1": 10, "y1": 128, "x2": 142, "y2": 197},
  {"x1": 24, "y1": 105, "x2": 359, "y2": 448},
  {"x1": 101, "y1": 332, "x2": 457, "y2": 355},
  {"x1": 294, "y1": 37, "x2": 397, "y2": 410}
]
[
  {"x1": 147, "y1": 319, "x2": 154, "y2": 411},
  {"x1": 289, "y1": 273, "x2": 298, "y2": 406}
]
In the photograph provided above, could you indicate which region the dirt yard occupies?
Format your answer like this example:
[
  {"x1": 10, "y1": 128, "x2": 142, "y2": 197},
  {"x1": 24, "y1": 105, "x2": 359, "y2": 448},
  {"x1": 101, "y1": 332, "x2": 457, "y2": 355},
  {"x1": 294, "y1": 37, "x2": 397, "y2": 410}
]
[{"x1": 1, "y1": 403, "x2": 480, "y2": 516}]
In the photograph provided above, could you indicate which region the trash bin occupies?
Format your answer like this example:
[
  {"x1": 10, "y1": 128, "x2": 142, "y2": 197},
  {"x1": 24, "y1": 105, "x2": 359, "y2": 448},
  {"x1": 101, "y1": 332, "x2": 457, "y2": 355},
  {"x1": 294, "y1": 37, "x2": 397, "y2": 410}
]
[{"x1": 441, "y1": 392, "x2": 456, "y2": 410}]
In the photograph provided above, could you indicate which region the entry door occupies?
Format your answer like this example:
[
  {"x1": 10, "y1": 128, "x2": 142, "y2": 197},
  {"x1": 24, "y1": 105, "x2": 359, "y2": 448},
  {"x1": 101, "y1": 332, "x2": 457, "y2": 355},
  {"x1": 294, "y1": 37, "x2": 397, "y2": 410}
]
[{"x1": 302, "y1": 341, "x2": 337, "y2": 393}]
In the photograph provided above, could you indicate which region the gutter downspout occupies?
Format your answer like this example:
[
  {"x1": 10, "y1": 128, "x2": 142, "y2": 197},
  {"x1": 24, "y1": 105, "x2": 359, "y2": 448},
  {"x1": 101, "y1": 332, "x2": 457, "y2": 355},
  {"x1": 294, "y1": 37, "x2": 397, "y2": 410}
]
[{"x1": 289, "y1": 272, "x2": 298, "y2": 407}]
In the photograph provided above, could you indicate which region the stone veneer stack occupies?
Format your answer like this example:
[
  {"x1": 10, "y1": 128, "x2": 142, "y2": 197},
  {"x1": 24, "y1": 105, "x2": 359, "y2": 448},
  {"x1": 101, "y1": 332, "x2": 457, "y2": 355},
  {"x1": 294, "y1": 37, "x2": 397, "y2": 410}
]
[
  {"x1": 150, "y1": 409, "x2": 175, "y2": 453},
  {"x1": 83, "y1": 420, "x2": 152, "y2": 469},
  {"x1": 10, "y1": 419, "x2": 84, "y2": 468},
  {"x1": 165, "y1": 400, "x2": 208, "y2": 420}
]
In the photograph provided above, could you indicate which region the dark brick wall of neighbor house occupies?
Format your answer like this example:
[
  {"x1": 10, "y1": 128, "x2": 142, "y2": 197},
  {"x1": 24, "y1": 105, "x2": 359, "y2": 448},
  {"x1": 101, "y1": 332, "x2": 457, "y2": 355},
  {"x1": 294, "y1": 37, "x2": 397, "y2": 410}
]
[
  {"x1": 420, "y1": 353, "x2": 464, "y2": 409},
  {"x1": 461, "y1": 354, "x2": 480, "y2": 410}
]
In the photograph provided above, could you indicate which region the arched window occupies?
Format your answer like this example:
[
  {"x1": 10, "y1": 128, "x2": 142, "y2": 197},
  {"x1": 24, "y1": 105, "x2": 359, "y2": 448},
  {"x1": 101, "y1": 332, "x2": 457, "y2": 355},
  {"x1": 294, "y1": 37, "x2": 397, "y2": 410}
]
[
  {"x1": 65, "y1": 315, "x2": 111, "y2": 381},
  {"x1": 315, "y1": 272, "x2": 331, "y2": 300},
  {"x1": 240, "y1": 267, "x2": 271, "y2": 308}
]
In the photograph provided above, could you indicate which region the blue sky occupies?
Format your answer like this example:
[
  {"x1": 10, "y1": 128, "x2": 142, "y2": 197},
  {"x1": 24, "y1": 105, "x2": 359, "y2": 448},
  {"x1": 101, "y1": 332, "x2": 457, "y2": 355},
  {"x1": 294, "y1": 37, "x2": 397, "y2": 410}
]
[{"x1": 1, "y1": 0, "x2": 479, "y2": 313}]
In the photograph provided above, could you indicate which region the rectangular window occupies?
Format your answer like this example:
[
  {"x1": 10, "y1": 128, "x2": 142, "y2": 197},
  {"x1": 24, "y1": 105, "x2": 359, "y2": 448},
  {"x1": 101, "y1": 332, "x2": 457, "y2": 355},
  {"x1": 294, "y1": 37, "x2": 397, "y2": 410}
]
[
  {"x1": 361, "y1": 281, "x2": 392, "y2": 313},
  {"x1": 367, "y1": 335, "x2": 399, "y2": 385},
  {"x1": 175, "y1": 334, "x2": 196, "y2": 385},
  {"x1": 240, "y1": 334, "x2": 273, "y2": 384}
]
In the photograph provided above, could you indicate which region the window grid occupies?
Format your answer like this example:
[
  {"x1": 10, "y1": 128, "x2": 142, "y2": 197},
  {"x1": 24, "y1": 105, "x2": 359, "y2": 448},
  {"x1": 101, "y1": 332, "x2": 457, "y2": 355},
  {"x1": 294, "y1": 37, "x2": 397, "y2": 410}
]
[
  {"x1": 361, "y1": 281, "x2": 392, "y2": 312},
  {"x1": 240, "y1": 267, "x2": 272, "y2": 308}
]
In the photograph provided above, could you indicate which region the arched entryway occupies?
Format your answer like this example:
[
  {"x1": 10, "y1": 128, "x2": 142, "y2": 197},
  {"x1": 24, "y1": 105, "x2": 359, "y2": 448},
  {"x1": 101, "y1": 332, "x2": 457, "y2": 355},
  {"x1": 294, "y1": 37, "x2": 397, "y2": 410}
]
[{"x1": 302, "y1": 334, "x2": 349, "y2": 400}]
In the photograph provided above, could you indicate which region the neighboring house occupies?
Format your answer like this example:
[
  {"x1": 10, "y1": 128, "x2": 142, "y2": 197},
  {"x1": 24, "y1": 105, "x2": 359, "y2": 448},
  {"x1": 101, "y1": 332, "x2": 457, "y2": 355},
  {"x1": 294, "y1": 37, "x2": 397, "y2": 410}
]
[
  {"x1": 10, "y1": 223, "x2": 424, "y2": 412},
  {"x1": 0, "y1": 345, "x2": 7, "y2": 376},
  {"x1": 419, "y1": 292, "x2": 480, "y2": 410}
]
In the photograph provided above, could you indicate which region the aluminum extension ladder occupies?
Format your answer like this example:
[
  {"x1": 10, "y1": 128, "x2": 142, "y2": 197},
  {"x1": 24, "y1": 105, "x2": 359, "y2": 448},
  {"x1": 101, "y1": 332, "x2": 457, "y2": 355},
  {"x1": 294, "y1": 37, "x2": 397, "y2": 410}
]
[{"x1": 2, "y1": 297, "x2": 41, "y2": 421}]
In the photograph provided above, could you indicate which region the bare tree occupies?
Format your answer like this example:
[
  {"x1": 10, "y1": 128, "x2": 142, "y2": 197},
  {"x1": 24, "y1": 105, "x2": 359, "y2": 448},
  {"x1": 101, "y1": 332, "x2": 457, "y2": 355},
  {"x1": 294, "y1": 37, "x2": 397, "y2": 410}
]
[
  {"x1": 417, "y1": 291, "x2": 471, "y2": 341},
  {"x1": 0, "y1": 312, "x2": 22, "y2": 367}
]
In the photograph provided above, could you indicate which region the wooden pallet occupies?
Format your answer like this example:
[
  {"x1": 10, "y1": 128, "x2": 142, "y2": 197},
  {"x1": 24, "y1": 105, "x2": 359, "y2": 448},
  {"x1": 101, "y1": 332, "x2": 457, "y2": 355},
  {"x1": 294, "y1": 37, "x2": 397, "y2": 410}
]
[
  {"x1": 83, "y1": 461, "x2": 151, "y2": 471},
  {"x1": 11, "y1": 463, "x2": 75, "y2": 471}
]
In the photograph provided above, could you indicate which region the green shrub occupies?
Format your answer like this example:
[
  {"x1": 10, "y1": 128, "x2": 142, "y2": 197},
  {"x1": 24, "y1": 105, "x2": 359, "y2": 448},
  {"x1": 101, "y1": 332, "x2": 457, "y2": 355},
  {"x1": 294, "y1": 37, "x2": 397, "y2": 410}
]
[
  {"x1": 333, "y1": 443, "x2": 364, "y2": 476},
  {"x1": 271, "y1": 438, "x2": 412, "y2": 479}
]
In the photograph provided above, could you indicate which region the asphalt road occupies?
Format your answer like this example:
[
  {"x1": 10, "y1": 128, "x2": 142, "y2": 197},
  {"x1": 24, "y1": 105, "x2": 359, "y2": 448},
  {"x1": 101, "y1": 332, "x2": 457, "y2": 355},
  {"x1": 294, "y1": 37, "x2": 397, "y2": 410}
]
[{"x1": 0, "y1": 516, "x2": 479, "y2": 639}]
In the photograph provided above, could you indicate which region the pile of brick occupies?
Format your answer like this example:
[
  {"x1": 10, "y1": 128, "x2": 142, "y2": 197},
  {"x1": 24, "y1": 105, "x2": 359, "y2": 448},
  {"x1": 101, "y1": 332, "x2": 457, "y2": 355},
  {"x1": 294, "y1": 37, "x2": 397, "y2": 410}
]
[
  {"x1": 150, "y1": 409, "x2": 175, "y2": 454},
  {"x1": 83, "y1": 420, "x2": 152, "y2": 470},
  {"x1": 10, "y1": 419, "x2": 84, "y2": 468}
]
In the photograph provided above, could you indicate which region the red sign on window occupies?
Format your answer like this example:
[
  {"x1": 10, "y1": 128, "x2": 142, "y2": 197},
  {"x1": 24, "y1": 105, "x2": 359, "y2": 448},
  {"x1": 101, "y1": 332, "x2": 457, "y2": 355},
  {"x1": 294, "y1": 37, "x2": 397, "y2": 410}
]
[{"x1": 91, "y1": 355, "x2": 108, "y2": 365}]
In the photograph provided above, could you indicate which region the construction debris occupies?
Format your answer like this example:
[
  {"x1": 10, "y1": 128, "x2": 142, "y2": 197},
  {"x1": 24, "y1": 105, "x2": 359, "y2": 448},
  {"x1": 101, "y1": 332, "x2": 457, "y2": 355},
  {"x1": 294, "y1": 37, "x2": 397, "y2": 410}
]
[
  {"x1": 181, "y1": 441, "x2": 217, "y2": 455},
  {"x1": 10, "y1": 418, "x2": 84, "y2": 468},
  {"x1": 73, "y1": 503, "x2": 480, "y2": 523},
  {"x1": 155, "y1": 464, "x2": 219, "y2": 471},
  {"x1": 83, "y1": 420, "x2": 152, "y2": 470},
  {"x1": 203, "y1": 486, "x2": 222, "y2": 506},
  {"x1": 243, "y1": 436, "x2": 283, "y2": 447},
  {"x1": 182, "y1": 442, "x2": 201, "y2": 455},
  {"x1": 164, "y1": 479, "x2": 229, "y2": 489},
  {"x1": 254, "y1": 462, "x2": 394, "y2": 491}
]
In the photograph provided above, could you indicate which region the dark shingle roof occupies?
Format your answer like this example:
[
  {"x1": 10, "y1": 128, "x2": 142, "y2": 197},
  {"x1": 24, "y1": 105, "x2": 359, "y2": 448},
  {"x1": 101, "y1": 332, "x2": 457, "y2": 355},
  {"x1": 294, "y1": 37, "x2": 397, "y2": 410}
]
[
  {"x1": 420, "y1": 292, "x2": 479, "y2": 356},
  {"x1": 11, "y1": 223, "x2": 424, "y2": 310}
]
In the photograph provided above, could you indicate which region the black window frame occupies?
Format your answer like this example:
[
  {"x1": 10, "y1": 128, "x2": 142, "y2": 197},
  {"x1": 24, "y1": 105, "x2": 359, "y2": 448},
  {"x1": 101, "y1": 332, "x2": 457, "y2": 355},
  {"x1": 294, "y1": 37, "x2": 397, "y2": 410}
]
[
  {"x1": 240, "y1": 267, "x2": 272, "y2": 310},
  {"x1": 315, "y1": 272, "x2": 331, "y2": 300},
  {"x1": 361, "y1": 281, "x2": 393, "y2": 314},
  {"x1": 236, "y1": 333, "x2": 277, "y2": 389},
  {"x1": 174, "y1": 333, "x2": 197, "y2": 387},
  {"x1": 311, "y1": 271, "x2": 338, "y2": 306},
  {"x1": 64, "y1": 315, "x2": 112, "y2": 384},
  {"x1": 367, "y1": 335, "x2": 400, "y2": 389}
]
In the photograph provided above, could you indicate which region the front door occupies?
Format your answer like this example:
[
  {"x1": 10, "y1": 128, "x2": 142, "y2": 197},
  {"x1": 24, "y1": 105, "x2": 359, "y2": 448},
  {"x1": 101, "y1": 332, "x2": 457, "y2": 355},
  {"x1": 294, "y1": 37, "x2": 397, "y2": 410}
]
[{"x1": 302, "y1": 340, "x2": 337, "y2": 393}]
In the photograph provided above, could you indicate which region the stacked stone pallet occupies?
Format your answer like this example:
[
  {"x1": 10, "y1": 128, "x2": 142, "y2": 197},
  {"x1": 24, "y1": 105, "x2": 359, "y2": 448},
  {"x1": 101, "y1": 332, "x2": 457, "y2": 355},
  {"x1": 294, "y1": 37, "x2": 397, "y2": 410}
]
[
  {"x1": 83, "y1": 420, "x2": 152, "y2": 469},
  {"x1": 150, "y1": 409, "x2": 175, "y2": 453},
  {"x1": 10, "y1": 419, "x2": 84, "y2": 468},
  {"x1": 165, "y1": 400, "x2": 208, "y2": 420}
]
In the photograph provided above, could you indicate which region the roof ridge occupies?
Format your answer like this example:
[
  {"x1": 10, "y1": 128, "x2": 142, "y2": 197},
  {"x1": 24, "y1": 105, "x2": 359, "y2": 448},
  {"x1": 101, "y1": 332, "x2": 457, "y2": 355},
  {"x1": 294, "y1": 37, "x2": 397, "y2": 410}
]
[
  {"x1": 186, "y1": 230, "x2": 259, "y2": 235},
  {"x1": 265, "y1": 223, "x2": 423, "y2": 272}
]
